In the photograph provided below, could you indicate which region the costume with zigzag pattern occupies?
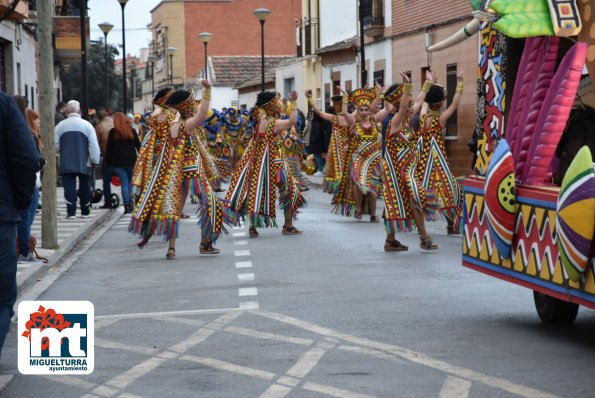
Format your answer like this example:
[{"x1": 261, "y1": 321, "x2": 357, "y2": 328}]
[
  {"x1": 381, "y1": 121, "x2": 439, "y2": 233},
  {"x1": 179, "y1": 123, "x2": 238, "y2": 243},
  {"x1": 129, "y1": 112, "x2": 185, "y2": 241},
  {"x1": 416, "y1": 113, "x2": 462, "y2": 228},
  {"x1": 326, "y1": 115, "x2": 357, "y2": 216},
  {"x1": 350, "y1": 117, "x2": 383, "y2": 198},
  {"x1": 225, "y1": 118, "x2": 306, "y2": 227}
]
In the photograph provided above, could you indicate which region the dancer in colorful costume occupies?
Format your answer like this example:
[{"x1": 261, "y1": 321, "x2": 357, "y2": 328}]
[
  {"x1": 130, "y1": 87, "x2": 179, "y2": 257},
  {"x1": 130, "y1": 81, "x2": 216, "y2": 259},
  {"x1": 225, "y1": 91, "x2": 306, "y2": 237},
  {"x1": 221, "y1": 106, "x2": 245, "y2": 171},
  {"x1": 417, "y1": 69, "x2": 464, "y2": 234},
  {"x1": 349, "y1": 87, "x2": 393, "y2": 222},
  {"x1": 165, "y1": 85, "x2": 238, "y2": 256},
  {"x1": 203, "y1": 109, "x2": 231, "y2": 184},
  {"x1": 279, "y1": 102, "x2": 309, "y2": 192},
  {"x1": 305, "y1": 91, "x2": 355, "y2": 214},
  {"x1": 381, "y1": 71, "x2": 439, "y2": 251}
]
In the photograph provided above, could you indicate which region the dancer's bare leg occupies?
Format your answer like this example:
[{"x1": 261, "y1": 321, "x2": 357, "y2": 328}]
[
  {"x1": 353, "y1": 186, "x2": 363, "y2": 219},
  {"x1": 368, "y1": 194, "x2": 378, "y2": 220},
  {"x1": 412, "y1": 206, "x2": 438, "y2": 250}
]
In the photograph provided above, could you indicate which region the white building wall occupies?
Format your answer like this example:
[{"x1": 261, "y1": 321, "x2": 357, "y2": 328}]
[
  {"x1": 238, "y1": 91, "x2": 258, "y2": 111},
  {"x1": 319, "y1": 0, "x2": 356, "y2": 48},
  {"x1": 210, "y1": 86, "x2": 238, "y2": 110},
  {"x1": 321, "y1": 63, "x2": 357, "y2": 108},
  {"x1": 366, "y1": 40, "x2": 392, "y2": 86},
  {"x1": 0, "y1": 21, "x2": 37, "y2": 107}
]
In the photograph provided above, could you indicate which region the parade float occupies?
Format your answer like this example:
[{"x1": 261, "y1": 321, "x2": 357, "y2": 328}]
[{"x1": 428, "y1": 0, "x2": 595, "y2": 323}]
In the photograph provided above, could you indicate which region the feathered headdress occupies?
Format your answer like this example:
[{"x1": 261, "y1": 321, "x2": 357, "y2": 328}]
[{"x1": 349, "y1": 88, "x2": 376, "y2": 108}]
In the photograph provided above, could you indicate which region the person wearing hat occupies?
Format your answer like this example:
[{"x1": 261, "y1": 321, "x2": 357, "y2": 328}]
[
  {"x1": 417, "y1": 68, "x2": 464, "y2": 235},
  {"x1": 164, "y1": 81, "x2": 237, "y2": 257},
  {"x1": 130, "y1": 87, "x2": 176, "y2": 252},
  {"x1": 225, "y1": 90, "x2": 305, "y2": 237},
  {"x1": 347, "y1": 86, "x2": 393, "y2": 222},
  {"x1": 221, "y1": 106, "x2": 245, "y2": 171},
  {"x1": 305, "y1": 89, "x2": 355, "y2": 213},
  {"x1": 381, "y1": 71, "x2": 440, "y2": 251},
  {"x1": 203, "y1": 108, "x2": 230, "y2": 186}
]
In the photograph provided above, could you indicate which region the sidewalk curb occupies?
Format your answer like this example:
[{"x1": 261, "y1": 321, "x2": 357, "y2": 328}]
[
  {"x1": 305, "y1": 175, "x2": 323, "y2": 189},
  {"x1": 17, "y1": 210, "x2": 116, "y2": 296}
]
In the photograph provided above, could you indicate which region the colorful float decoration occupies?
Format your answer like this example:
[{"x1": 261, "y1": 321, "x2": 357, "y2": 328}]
[
  {"x1": 429, "y1": 0, "x2": 595, "y2": 321},
  {"x1": 556, "y1": 146, "x2": 595, "y2": 282},
  {"x1": 484, "y1": 139, "x2": 516, "y2": 259}
]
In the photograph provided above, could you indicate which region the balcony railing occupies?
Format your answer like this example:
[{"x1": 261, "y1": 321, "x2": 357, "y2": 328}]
[{"x1": 361, "y1": 0, "x2": 384, "y2": 38}]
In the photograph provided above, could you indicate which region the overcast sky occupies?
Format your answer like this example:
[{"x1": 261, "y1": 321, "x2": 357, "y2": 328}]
[{"x1": 88, "y1": 0, "x2": 162, "y2": 58}]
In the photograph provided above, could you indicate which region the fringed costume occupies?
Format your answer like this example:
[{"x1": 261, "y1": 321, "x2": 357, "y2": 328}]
[
  {"x1": 280, "y1": 126, "x2": 309, "y2": 192},
  {"x1": 203, "y1": 110, "x2": 231, "y2": 182},
  {"x1": 382, "y1": 119, "x2": 440, "y2": 233},
  {"x1": 350, "y1": 118, "x2": 383, "y2": 198},
  {"x1": 166, "y1": 91, "x2": 238, "y2": 244},
  {"x1": 417, "y1": 107, "x2": 462, "y2": 229},
  {"x1": 225, "y1": 93, "x2": 306, "y2": 228},
  {"x1": 129, "y1": 107, "x2": 185, "y2": 241},
  {"x1": 327, "y1": 115, "x2": 357, "y2": 216}
]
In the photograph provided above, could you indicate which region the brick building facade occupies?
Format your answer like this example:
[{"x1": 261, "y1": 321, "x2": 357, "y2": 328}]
[
  {"x1": 392, "y1": 0, "x2": 475, "y2": 176},
  {"x1": 150, "y1": 0, "x2": 300, "y2": 91}
]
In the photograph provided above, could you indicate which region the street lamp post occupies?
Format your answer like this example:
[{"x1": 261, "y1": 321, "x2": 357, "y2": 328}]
[
  {"x1": 148, "y1": 54, "x2": 157, "y2": 101},
  {"x1": 118, "y1": 0, "x2": 129, "y2": 112},
  {"x1": 98, "y1": 22, "x2": 114, "y2": 111},
  {"x1": 167, "y1": 46, "x2": 176, "y2": 86},
  {"x1": 130, "y1": 62, "x2": 136, "y2": 113},
  {"x1": 80, "y1": 0, "x2": 89, "y2": 119},
  {"x1": 253, "y1": 8, "x2": 271, "y2": 92},
  {"x1": 358, "y1": 0, "x2": 367, "y2": 87},
  {"x1": 198, "y1": 32, "x2": 212, "y2": 80}
]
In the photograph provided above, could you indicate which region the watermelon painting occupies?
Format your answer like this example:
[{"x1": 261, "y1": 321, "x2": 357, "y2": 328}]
[{"x1": 485, "y1": 139, "x2": 517, "y2": 259}]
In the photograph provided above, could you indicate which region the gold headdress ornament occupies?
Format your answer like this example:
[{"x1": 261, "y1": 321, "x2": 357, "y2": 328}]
[
  {"x1": 349, "y1": 88, "x2": 376, "y2": 108},
  {"x1": 165, "y1": 90, "x2": 198, "y2": 120}
]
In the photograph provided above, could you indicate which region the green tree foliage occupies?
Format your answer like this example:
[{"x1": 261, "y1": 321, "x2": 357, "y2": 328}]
[{"x1": 61, "y1": 40, "x2": 125, "y2": 113}]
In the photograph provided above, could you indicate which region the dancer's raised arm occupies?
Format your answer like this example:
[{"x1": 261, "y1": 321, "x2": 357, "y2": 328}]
[{"x1": 185, "y1": 80, "x2": 211, "y2": 132}]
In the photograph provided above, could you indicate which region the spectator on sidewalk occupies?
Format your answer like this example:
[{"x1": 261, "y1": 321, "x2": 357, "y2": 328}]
[
  {"x1": 308, "y1": 109, "x2": 332, "y2": 176},
  {"x1": 17, "y1": 109, "x2": 45, "y2": 264},
  {"x1": 54, "y1": 101, "x2": 67, "y2": 126},
  {"x1": 0, "y1": 92, "x2": 39, "y2": 359},
  {"x1": 55, "y1": 100, "x2": 100, "y2": 219},
  {"x1": 106, "y1": 112, "x2": 141, "y2": 213},
  {"x1": 95, "y1": 109, "x2": 114, "y2": 209}
]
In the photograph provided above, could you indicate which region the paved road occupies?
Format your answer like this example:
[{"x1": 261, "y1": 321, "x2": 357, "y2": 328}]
[{"x1": 2, "y1": 186, "x2": 595, "y2": 397}]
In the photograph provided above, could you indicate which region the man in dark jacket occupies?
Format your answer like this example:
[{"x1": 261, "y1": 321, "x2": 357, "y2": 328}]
[
  {"x1": 308, "y1": 109, "x2": 333, "y2": 176},
  {"x1": 0, "y1": 92, "x2": 39, "y2": 358}
]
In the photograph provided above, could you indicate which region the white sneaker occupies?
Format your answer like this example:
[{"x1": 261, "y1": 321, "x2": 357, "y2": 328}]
[
  {"x1": 80, "y1": 214, "x2": 93, "y2": 219},
  {"x1": 313, "y1": 171, "x2": 324, "y2": 177},
  {"x1": 66, "y1": 215, "x2": 76, "y2": 219},
  {"x1": 17, "y1": 254, "x2": 43, "y2": 264}
]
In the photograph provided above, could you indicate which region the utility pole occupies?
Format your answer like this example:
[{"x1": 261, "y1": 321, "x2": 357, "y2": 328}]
[
  {"x1": 358, "y1": 0, "x2": 367, "y2": 87},
  {"x1": 38, "y1": 0, "x2": 58, "y2": 248}
]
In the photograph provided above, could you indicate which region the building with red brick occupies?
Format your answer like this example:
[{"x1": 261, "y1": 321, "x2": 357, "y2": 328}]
[
  {"x1": 391, "y1": 0, "x2": 476, "y2": 176},
  {"x1": 149, "y1": 0, "x2": 300, "y2": 107}
]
